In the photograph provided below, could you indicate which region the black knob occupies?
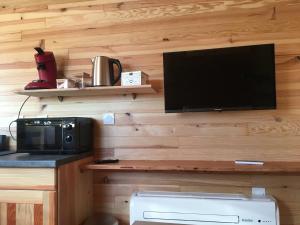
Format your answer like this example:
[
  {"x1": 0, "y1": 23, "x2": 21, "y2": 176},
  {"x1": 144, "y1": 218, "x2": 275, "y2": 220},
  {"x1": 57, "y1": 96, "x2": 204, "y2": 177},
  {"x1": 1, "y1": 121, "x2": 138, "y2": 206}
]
[
  {"x1": 65, "y1": 124, "x2": 73, "y2": 130},
  {"x1": 65, "y1": 135, "x2": 73, "y2": 143}
]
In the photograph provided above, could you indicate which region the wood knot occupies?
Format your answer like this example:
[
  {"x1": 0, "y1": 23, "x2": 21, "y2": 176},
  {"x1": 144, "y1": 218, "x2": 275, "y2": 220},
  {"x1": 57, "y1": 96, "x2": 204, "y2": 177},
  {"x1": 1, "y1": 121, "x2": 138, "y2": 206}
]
[
  {"x1": 117, "y1": 2, "x2": 124, "y2": 9},
  {"x1": 60, "y1": 8, "x2": 67, "y2": 12},
  {"x1": 103, "y1": 176, "x2": 109, "y2": 184},
  {"x1": 125, "y1": 112, "x2": 131, "y2": 116},
  {"x1": 271, "y1": 6, "x2": 276, "y2": 20},
  {"x1": 41, "y1": 104, "x2": 47, "y2": 111},
  {"x1": 274, "y1": 116, "x2": 282, "y2": 122},
  {"x1": 162, "y1": 38, "x2": 170, "y2": 42}
]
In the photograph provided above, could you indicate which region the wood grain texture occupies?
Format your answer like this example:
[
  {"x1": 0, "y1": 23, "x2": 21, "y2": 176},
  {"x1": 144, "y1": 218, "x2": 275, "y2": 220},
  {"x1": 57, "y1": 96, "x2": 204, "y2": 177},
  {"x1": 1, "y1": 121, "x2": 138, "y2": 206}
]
[
  {"x1": 57, "y1": 157, "x2": 93, "y2": 225},
  {"x1": 1, "y1": 1, "x2": 300, "y2": 225},
  {"x1": 7, "y1": 203, "x2": 16, "y2": 225},
  {"x1": 0, "y1": 191, "x2": 56, "y2": 225},
  {"x1": 16, "y1": 85, "x2": 157, "y2": 98},
  {"x1": 0, "y1": 168, "x2": 55, "y2": 191},
  {"x1": 0, "y1": 160, "x2": 91, "y2": 225},
  {"x1": 42, "y1": 191, "x2": 56, "y2": 225},
  {"x1": 1, "y1": 0, "x2": 300, "y2": 161},
  {"x1": 94, "y1": 172, "x2": 300, "y2": 225},
  {"x1": 83, "y1": 160, "x2": 300, "y2": 174},
  {"x1": 34, "y1": 204, "x2": 43, "y2": 225},
  {"x1": 16, "y1": 204, "x2": 34, "y2": 225},
  {"x1": 0, "y1": 190, "x2": 43, "y2": 204},
  {"x1": 0, "y1": 203, "x2": 7, "y2": 225}
]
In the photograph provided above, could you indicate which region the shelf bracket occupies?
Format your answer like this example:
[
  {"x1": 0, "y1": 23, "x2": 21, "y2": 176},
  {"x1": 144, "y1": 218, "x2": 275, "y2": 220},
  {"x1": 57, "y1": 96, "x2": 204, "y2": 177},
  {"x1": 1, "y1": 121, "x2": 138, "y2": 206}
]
[
  {"x1": 132, "y1": 93, "x2": 137, "y2": 100},
  {"x1": 57, "y1": 96, "x2": 64, "y2": 102}
]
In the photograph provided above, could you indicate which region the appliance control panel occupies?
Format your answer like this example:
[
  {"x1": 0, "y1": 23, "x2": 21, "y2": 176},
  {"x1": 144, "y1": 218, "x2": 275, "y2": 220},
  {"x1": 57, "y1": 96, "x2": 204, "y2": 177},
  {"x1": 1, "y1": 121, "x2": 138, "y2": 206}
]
[
  {"x1": 24, "y1": 119, "x2": 62, "y2": 126},
  {"x1": 62, "y1": 119, "x2": 77, "y2": 147},
  {"x1": 62, "y1": 123, "x2": 75, "y2": 130}
]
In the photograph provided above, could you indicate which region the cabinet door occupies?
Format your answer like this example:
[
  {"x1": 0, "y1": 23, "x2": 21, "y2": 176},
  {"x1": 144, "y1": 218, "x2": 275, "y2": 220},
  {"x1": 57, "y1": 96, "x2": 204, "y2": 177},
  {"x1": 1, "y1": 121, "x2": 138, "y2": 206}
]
[
  {"x1": 0, "y1": 190, "x2": 56, "y2": 225},
  {"x1": 0, "y1": 168, "x2": 56, "y2": 190}
]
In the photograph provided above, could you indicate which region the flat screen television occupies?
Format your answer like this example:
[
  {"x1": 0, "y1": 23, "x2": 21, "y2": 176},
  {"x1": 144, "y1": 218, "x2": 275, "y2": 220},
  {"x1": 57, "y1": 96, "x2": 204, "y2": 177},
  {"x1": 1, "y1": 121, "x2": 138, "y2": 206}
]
[{"x1": 163, "y1": 44, "x2": 276, "y2": 113}]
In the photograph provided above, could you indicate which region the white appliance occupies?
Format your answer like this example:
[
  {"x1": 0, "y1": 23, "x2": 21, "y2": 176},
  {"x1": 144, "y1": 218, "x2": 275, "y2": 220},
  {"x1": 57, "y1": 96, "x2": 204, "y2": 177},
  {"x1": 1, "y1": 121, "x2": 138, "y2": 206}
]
[
  {"x1": 121, "y1": 71, "x2": 149, "y2": 86},
  {"x1": 130, "y1": 191, "x2": 279, "y2": 225}
]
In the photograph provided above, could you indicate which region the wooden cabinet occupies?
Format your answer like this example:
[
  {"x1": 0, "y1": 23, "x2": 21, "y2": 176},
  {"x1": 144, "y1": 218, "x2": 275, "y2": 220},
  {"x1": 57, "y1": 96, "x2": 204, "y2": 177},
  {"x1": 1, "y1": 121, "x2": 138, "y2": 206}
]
[
  {"x1": 0, "y1": 168, "x2": 56, "y2": 225},
  {"x1": 0, "y1": 190, "x2": 56, "y2": 225},
  {"x1": 57, "y1": 157, "x2": 93, "y2": 225},
  {"x1": 0, "y1": 157, "x2": 93, "y2": 225}
]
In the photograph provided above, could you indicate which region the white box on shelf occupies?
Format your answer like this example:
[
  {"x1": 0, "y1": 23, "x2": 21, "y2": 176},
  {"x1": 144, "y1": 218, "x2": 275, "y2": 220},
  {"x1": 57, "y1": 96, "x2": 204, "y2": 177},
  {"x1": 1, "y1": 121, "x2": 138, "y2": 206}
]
[
  {"x1": 56, "y1": 79, "x2": 76, "y2": 89},
  {"x1": 121, "y1": 71, "x2": 149, "y2": 86}
]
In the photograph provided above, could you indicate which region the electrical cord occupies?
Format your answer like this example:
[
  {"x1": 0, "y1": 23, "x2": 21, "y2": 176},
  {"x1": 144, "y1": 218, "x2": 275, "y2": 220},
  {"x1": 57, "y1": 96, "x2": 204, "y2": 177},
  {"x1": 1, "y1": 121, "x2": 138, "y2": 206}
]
[
  {"x1": 8, "y1": 120, "x2": 16, "y2": 141},
  {"x1": 17, "y1": 96, "x2": 31, "y2": 119},
  {"x1": 9, "y1": 96, "x2": 31, "y2": 141}
]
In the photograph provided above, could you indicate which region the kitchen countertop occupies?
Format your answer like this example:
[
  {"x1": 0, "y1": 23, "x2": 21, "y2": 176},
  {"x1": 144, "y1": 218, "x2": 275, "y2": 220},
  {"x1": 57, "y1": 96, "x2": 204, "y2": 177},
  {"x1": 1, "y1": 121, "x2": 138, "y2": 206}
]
[
  {"x1": 0, "y1": 150, "x2": 14, "y2": 156},
  {"x1": 0, "y1": 151, "x2": 92, "y2": 168}
]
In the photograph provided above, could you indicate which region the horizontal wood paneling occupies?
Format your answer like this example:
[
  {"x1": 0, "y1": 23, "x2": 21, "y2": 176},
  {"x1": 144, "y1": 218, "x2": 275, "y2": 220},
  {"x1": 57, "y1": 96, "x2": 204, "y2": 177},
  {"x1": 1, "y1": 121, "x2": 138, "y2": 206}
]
[
  {"x1": 94, "y1": 172, "x2": 300, "y2": 225},
  {"x1": 0, "y1": 168, "x2": 55, "y2": 190},
  {"x1": 0, "y1": 190, "x2": 43, "y2": 204},
  {"x1": 1, "y1": 1, "x2": 300, "y2": 225}
]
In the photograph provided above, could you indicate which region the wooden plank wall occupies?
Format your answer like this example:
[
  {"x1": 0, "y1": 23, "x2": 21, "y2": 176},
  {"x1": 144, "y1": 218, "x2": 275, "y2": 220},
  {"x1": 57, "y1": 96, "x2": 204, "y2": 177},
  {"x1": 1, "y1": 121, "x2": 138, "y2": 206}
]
[
  {"x1": 0, "y1": 0, "x2": 300, "y2": 224},
  {"x1": 94, "y1": 172, "x2": 300, "y2": 225},
  {"x1": 0, "y1": 0, "x2": 300, "y2": 161}
]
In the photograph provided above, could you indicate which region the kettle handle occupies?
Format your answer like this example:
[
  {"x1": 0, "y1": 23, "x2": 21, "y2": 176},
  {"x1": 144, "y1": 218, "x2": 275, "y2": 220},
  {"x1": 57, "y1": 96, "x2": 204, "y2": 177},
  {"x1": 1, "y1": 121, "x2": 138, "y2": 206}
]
[{"x1": 109, "y1": 59, "x2": 122, "y2": 86}]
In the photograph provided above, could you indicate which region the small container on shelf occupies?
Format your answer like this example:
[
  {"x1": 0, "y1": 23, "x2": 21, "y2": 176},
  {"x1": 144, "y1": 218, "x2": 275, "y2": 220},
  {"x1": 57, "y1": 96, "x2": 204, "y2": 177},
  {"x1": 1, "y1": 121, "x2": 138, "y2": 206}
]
[
  {"x1": 121, "y1": 71, "x2": 149, "y2": 86},
  {"x1": 70, "y1": 72, "x2": 92, "y2": 88},
  {"x1": 56, "y1": 79, "x2": 76, "y2": 89}
]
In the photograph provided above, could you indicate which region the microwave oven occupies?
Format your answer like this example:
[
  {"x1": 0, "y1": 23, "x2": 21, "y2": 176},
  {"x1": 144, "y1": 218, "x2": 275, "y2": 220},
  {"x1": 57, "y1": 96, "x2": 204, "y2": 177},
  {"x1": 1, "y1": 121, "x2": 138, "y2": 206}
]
[{"x1": 16, "y1": 117, "x2": 93, "y2": 154}]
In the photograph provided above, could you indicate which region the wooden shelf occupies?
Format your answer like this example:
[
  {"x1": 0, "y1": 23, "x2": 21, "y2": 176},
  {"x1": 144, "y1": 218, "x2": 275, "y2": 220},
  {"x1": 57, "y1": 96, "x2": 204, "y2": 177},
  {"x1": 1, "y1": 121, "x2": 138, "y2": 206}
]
[
  {"x1": 15, "y1": 85, "x2": 157, "y2": 99},
  {"x1": 83, "y1": 160, "x2": 300, "y2": 174}
]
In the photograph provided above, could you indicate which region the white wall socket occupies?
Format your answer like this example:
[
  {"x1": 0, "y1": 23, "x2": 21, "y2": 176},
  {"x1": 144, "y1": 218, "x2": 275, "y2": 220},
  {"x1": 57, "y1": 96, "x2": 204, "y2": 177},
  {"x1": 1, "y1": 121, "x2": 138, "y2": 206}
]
[{"x1": 102, "y1": 113, "x2": 115, "y2": 125}]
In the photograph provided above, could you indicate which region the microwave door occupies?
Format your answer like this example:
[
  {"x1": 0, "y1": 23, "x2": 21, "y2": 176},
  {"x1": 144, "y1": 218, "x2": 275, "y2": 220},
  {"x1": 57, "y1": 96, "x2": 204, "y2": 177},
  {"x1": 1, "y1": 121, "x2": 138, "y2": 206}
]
[
  {"x1": 22, "y1": 126, "x2": 43, "y2": 150},
  {"x1": 43, "y1": 126, "x2": 62, "y2": 151},
  {"x1": 21, "y1": 125, "x2": 62, "y2": 152}
]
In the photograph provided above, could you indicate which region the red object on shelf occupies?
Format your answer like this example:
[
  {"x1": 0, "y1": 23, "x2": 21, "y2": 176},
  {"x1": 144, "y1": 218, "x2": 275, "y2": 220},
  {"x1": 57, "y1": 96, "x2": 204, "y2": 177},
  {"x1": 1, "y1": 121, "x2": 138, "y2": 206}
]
[
  {"x1": 25, "y1": 47, "x2": 58, "y2": 90},
  {"x1": 25, "y1": 80, "x2": 55, "y2": 90}
]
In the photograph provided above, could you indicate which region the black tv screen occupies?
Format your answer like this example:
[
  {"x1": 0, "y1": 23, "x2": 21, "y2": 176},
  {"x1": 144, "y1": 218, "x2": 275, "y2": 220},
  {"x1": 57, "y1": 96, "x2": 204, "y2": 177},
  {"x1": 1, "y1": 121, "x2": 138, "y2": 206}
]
[{"x1": 163, "y1": 44, "x2": 276, "y2": 113}]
